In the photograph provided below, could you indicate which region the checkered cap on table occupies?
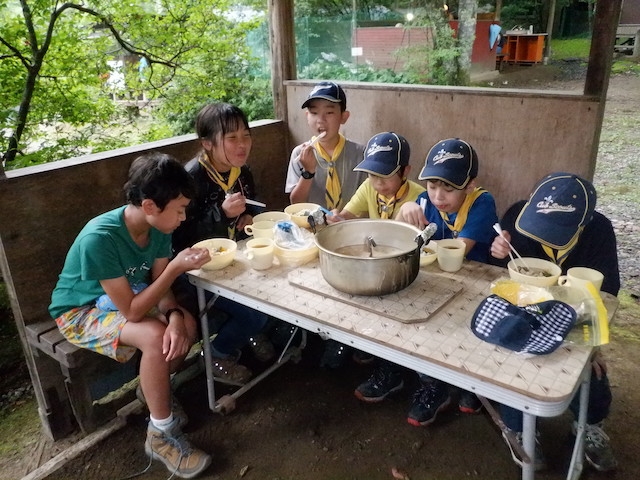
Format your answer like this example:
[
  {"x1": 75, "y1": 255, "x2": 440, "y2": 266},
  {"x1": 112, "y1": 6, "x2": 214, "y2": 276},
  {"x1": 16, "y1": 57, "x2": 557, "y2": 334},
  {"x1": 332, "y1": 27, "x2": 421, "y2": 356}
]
[{"x1": 471, "y1": 294, "x2": 577, "y2": 355}]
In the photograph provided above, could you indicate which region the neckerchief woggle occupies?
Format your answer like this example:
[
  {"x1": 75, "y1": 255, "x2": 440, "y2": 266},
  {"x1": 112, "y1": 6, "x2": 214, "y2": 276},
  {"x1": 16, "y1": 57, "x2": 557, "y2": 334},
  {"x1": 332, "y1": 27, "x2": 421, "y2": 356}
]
[
  {"x1": 377, "y1": 179, "x2": 410, "y2": 219},
  {"x1": 198, "y1": 152, "x2": 241, "y2": 239}
]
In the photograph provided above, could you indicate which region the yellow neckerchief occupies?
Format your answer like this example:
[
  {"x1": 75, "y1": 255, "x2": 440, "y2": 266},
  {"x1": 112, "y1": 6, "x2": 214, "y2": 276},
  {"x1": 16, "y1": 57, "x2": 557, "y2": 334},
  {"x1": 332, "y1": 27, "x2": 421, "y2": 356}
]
[
  {"x1": 541, "y1": 233, "x2": 581, "y2": 266},
  {"x1": 439, "y1": 187, "x2": 486, "y2": 238},
  {"x1": 198, "y1": 152, "x2": 242, "y2": 239},
  {"x1": 377, "y1": 179, "x2": 410, "y2": 219},
  {"x1": 314, "y1": 134, "x2": 346, "y2": 209}
]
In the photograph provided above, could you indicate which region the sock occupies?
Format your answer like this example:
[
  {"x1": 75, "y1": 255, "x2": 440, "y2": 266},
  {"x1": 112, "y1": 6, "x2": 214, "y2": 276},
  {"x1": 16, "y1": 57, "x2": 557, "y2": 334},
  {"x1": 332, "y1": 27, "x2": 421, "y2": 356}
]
[{"x1": 150, "y1": 413, "x2": 175, "y2": 432}]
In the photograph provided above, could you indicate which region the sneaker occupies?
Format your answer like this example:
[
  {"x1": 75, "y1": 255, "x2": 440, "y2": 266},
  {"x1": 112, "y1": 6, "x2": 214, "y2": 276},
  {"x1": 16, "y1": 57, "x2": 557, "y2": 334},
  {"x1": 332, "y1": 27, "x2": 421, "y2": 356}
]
[
  {"x1": 352, "y1": 350, "x2": 375, "y2": 365},
  {"x1": 145, "y1": 418, "x2": 211, "y2": 478},
  {"x1": 501, "y1": 428, "x2": 547, "y2": 471},
  {"x1": 248, "y1": 333, "x2": 275, "y2": 362},
  {"x1": 136, "y1": 385, "x2": 189, "y2": 429},
  {"x1": 406, "y1": 381, "x2": 451, "y2": 427},
  {"x1": 211, "y1": 356, "x2": 252, "y2": 384},
  {"x1": 319, "y1": 339, "x2": 349, "y2": 369},
  {"x1": 458, "y1": 390, "x2": 482, "y2": 414},
  {"x1": 268, "y1": 320, "x2": 302, "y2": 349},
  {"x1": 573, "y1": 421, "x2": 618, "y2": 472},
  {"x1": 354, "y1": 365, "x2": 404, "y2": 403}
]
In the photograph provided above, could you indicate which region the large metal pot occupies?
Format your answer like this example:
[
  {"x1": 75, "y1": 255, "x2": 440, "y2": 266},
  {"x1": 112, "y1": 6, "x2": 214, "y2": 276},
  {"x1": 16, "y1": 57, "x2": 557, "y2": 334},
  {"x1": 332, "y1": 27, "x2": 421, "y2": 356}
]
[{"x1": 315, "y1": 219, "x2": 423, "y2": 296}]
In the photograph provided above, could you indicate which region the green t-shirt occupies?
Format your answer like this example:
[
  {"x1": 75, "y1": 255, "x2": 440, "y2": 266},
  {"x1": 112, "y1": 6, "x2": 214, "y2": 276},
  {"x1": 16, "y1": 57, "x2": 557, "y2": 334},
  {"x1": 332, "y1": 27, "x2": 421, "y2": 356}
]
[
  {"x1": 49, "y1": 206, "x2": 172, "y2": 318},
  {"x1": 343, "y1": 179, "x2": 425, "y2": 219}
]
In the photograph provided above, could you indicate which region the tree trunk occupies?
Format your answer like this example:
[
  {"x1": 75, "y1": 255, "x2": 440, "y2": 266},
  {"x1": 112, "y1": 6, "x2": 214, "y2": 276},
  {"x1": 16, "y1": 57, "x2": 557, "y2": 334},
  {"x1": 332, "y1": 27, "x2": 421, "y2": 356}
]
[{"x1": 456, "y1": 0, "x2": 478, "y2": 85}]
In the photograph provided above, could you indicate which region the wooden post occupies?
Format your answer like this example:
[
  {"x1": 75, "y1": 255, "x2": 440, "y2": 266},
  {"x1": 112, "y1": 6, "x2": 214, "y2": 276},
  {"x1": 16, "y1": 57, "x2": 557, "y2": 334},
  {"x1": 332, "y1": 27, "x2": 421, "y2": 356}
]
[
  {"x1": 268, "y1": 0, "x2": 296, "y2": 124},
  {"x1": 543, "y1": 0, "x2": 556, "y2": 64},
  {"x1": 584, "y1": 0, "x2": 623, "y2": 179},
  {"x1": 584, "y1": 0, "x2": 622, "y2": 98}
]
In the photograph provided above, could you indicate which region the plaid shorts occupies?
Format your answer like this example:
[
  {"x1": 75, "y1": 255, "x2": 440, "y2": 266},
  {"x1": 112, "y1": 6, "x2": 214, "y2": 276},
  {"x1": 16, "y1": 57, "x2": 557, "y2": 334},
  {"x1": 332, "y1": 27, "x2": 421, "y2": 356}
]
[{"x1": 55, "y1": 306, "x2": 137, "y2": 363}]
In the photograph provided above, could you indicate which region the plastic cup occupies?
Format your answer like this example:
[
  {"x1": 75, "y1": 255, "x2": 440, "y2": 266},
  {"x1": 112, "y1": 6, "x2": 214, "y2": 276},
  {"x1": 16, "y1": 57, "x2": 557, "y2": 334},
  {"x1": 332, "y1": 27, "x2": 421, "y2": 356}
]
[
  {"x1": 435, "y1": 239, "x2": 466, "y2": 272},
  {"x1": 245, "y1": 238, "x2": 275, "y2": 270},
  {"x1": 244, "y1": 220, "x2": 275, "y2": 239}
]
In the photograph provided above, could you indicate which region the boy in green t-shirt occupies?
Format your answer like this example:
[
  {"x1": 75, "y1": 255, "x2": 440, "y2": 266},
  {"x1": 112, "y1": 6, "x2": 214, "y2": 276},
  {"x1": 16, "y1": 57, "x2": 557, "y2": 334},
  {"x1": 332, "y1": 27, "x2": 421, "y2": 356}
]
[{"x1": 49, "y1": 152, "x2": 212, "y2": 478}]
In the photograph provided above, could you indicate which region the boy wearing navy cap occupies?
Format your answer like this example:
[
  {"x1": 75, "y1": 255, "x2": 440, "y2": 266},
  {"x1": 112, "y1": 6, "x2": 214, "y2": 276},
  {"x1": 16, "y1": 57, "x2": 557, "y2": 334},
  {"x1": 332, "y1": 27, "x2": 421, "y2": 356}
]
[
  {"x1": 355, "y1": 138, "x2": 498, "y2": 424},
  {"x1": 398, "y1": 137, "x2": 498, "y2": 262},
  {"x1": 491, "y1": 172, "x2": 619, "y2": 472},
  {"x1": 285, "y1": 81, "x2": 365, "y2": 210},
  {"x1": 327, "y1": 131, "x2": 425, "y2": 221}
]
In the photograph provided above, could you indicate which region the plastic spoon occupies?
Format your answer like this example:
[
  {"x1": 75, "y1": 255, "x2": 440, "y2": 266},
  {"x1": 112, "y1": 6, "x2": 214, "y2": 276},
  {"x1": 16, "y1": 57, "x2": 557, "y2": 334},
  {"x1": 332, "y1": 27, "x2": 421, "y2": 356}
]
[{"x1": 492, "y1": 223, "x2": 531, "y2": 271}]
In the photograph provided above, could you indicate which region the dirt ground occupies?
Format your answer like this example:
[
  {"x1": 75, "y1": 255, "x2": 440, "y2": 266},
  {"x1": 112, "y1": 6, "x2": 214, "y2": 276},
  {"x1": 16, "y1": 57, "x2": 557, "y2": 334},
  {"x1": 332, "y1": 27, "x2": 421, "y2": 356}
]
[{"x1": 2, "y1": 66, "x2": 640, "y2": 480}]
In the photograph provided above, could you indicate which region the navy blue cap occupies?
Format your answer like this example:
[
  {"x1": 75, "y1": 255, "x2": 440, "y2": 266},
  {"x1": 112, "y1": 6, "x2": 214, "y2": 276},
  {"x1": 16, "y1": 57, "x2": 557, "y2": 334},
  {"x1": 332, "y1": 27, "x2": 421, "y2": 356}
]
[
  {"x1": 354, "y1": 132, "x2": 410, "y2": 178},
  {"x1": 419, "y1": 138, "x2": 478, "y2": 189},
  {"x1": 472, "y1": 294, "x2": 577, "y2": 355},
  {"x1": 301, "y1": 81, "x2": 347, "y2": 110},
  {"x1": 515, "y1": 172, "x2": 596, "y2": 250}
]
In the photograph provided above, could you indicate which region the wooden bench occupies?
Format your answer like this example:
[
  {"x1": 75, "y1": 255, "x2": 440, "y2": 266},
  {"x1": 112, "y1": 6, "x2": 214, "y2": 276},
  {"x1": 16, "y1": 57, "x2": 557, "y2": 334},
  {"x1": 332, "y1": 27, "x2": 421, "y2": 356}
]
[
  {"x1": 614, "y1": 24, "x2": 640, "y2": 55},
  {"x1": 24, "y1": 320, "x2": 139, "y2": 437}
]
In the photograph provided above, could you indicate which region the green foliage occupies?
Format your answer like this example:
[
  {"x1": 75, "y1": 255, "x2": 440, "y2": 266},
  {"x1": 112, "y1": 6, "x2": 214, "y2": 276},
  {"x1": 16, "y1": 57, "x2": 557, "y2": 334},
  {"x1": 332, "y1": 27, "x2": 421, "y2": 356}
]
[
  {"x1": 229, "y1": 77, "x2": 274, "y2": 122},
  {"x1": 611, "y1": 59, "x2": 640, "y2": 76},
  {"x1": 395, "y1": 6, "x2": 462, "y2": 85},
  {"x1": 500, "y1": 0, "x2": 546, "y2": 33},
  {"x1": 299, "y1": 53, "x2": 413, "y2": 84},
  {"x1": 0, "y1": 0, "x2": 261, "y2": 168}
]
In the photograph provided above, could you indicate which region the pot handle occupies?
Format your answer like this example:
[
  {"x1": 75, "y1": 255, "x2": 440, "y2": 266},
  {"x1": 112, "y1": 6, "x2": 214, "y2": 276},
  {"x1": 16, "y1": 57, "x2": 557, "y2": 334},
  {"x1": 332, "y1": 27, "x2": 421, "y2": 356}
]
[{"x1": 415, "y1": 223, "x2": 437, "y2": 249}]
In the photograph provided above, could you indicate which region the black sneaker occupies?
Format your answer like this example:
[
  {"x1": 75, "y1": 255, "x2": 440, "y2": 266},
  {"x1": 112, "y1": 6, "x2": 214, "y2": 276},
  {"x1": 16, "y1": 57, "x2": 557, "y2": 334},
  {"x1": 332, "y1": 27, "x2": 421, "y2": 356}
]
[
  {"x1": 268, "y1": 320, "x2": 302, "y2": 349},
  {"x1": 573, "y1": 421, "x2": 618, "y2": 472},
  {"x1": 354, "y1": 364, "x2": 404, "y2": 403},
  {"x1": 501, "y1": 428, "x2": 547, "y2": 471},
  {"x1": 319, "y1": 339, "x2": 349, "y2": 369},
  {"x1": 407, "y1": 381, "x2": 451, "y2": 427},
  {"x1": 458, "y1": 390, "x2": 482, "y2": 414}
]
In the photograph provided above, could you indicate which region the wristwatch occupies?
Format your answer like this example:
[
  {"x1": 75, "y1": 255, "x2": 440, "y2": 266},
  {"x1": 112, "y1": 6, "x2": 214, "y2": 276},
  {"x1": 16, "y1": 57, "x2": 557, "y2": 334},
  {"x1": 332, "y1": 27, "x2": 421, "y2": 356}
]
[{"x1": 301, "y1": 169, "x2": 315, "y2": 179}]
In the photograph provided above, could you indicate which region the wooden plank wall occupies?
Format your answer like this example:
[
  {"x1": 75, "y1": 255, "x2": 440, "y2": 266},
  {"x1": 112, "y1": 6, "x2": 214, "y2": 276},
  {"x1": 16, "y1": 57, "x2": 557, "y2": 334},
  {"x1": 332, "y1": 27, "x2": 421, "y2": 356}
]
[{"x1": 285, "y1": 80, "x2": 601, "y2": 217}]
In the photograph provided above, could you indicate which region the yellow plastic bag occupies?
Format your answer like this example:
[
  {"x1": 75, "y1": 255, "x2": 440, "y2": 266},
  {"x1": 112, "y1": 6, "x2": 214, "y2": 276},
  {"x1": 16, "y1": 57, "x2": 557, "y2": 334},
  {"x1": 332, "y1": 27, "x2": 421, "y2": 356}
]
[{"x1": 490, "y1": 279, "x2": 609, "y2": 346}]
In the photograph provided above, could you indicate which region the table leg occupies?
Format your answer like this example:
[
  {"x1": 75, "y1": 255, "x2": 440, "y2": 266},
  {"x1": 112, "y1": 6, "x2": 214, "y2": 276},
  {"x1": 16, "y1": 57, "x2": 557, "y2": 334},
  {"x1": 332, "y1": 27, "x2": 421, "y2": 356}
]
[
  {"x1": 197, "y1": 286, "x2": 219, "y2": 412},
  {"x1": 522, "y1": 412, "x2": 536, "y2": 480},
  {"x1": 566, "y1": 376, "x2": 590, "y2": 480}
]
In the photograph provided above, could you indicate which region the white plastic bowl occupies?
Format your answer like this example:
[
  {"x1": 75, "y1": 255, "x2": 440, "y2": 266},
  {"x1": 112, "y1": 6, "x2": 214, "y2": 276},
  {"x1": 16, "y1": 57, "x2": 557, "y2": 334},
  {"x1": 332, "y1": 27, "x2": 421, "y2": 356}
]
[
  {"x1": 274, "y1": 243, "x2": 318, "y2": 267},
  {"x1": 419, "y1": 240, "x2": 438, "y2": 267},
  {"x1": 192, "y1": 238, "x2": 237, "y2": 271},
  {"x1": 253, "y1": 211, "x2": 291, "y2": 223},
  {"x1": 284, "y1": 203, "x2": 322, "y2": 228},
  {"x1": 507, "y1": 257, "x2": 561, "y2": 287}
]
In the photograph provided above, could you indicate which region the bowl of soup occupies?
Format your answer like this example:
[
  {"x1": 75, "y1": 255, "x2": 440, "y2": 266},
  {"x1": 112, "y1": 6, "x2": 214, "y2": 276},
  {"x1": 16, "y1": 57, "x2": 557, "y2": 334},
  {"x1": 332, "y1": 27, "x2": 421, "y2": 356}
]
[
  {"x1": 507, "y1": 257, "x2": 561, "y2": 287},
  {"x1": 192, "y1": 238, "x2": 237, "y2": 271}
]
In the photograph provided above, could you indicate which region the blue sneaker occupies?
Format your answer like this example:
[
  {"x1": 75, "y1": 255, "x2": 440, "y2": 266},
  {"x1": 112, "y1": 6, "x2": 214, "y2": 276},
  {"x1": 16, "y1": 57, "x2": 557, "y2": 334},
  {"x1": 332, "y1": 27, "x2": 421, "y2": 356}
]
[
  {"x1": 354, "y1": 364, "x2": 404, "y2": 403},
  {"x1": 407, "y1": 380, "x2": 451, "y2": 427}
]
